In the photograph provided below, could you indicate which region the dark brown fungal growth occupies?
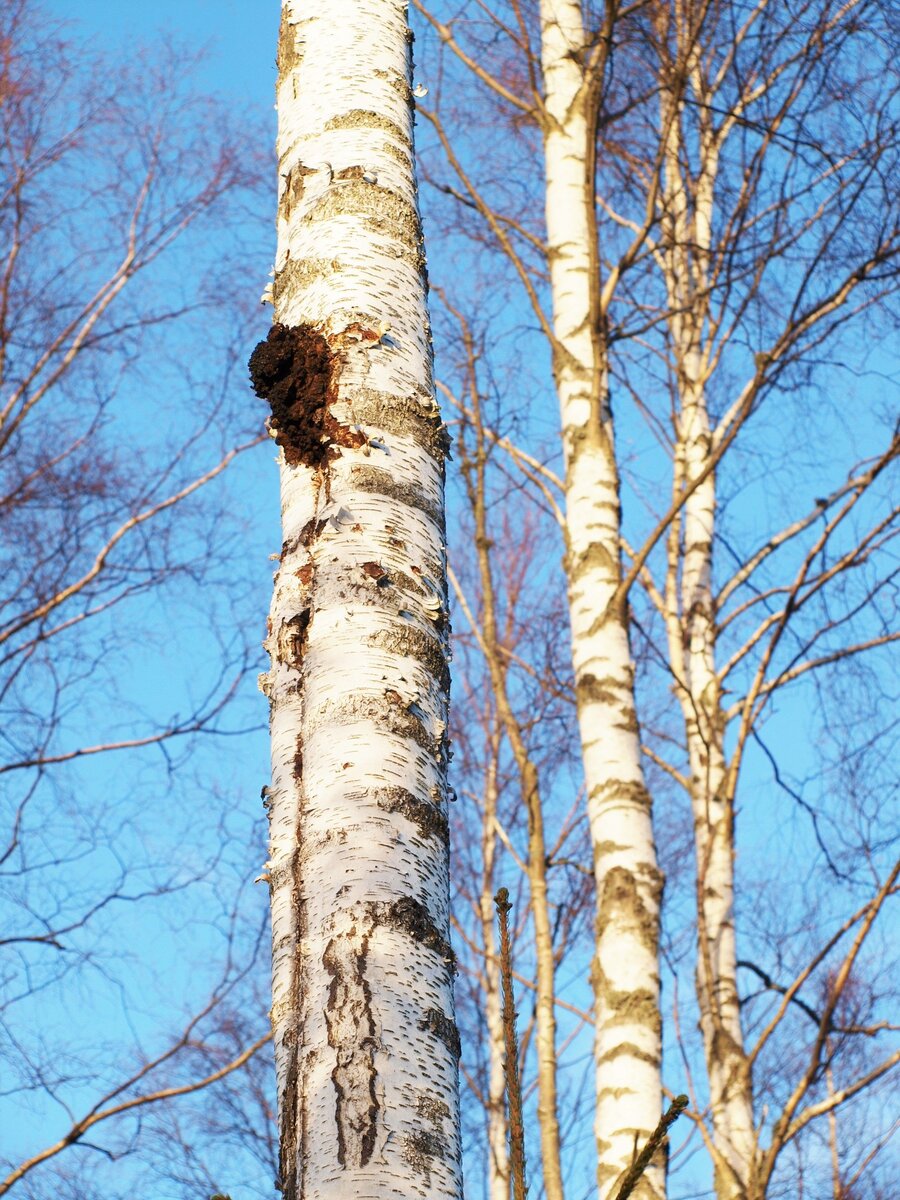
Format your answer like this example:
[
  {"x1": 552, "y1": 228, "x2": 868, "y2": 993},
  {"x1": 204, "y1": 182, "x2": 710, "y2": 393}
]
[{"x1": 249, "y1": 323, "x2": 336, "y2": 468}]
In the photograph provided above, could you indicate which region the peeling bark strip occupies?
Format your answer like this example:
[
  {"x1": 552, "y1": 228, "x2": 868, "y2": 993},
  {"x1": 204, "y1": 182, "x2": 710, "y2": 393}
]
[{"x1": 263, "y1": 3, "x2": 463, "y2": 1199}]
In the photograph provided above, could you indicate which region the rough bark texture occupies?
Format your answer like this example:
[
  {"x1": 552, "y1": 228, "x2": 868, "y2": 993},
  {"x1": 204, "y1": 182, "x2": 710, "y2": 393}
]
[
  {"x1": 259, "y1": 5, "x2": 463, "y2": 1198},
  {"x1": 539, "y1": 4, "x2": 665, "y2": 1197}
]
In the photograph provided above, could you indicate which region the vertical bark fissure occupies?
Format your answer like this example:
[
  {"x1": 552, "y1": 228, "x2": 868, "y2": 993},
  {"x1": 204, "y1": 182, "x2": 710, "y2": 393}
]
[
  {"x1": 261, "y1": 5, "x2": 463, "y2": 1197},
  {"x1": 539, "y1": 4, "x2": 665, "y2": 1197}
]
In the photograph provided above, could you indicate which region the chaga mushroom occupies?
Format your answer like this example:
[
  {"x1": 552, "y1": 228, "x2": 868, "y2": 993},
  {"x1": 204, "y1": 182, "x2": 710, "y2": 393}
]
[{"x1": 249, "y1": 323, "x2": 335, "y2": 468}]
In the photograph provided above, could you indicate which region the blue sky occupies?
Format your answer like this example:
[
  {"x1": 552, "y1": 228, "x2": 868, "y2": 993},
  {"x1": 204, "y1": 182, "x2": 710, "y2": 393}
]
[
  {"x1": 9, "y1": 5, "x2": 897, "y2": 1199},
  {"x1": 2, "y1": 6, "x2": 282, "y2": 1195},
  {"x1": 47, "y1": 0, "x2": 279, "y2": 106}
]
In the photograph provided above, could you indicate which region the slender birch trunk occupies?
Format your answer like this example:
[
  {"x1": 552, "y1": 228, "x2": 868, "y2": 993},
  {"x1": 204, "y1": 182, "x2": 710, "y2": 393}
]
[
  {"x1": 255, "y1": 5, "x2": 462, "y2": 1197},
  {"x1": 479, "y1": 739, "x2": 511, "y2": 1200},
  {"x1": 668, "y1": 390, "x2": 756, "y2": 1200},
  {"x1": 465, "y1": 390, "x2": 566, "y2": 1200},
  {"x1": 539, "y1": 5, "x2": 665, "y2": 1197},
  {"x1": 657, "y1": 32, "x2": 756, "y2": 1196}
]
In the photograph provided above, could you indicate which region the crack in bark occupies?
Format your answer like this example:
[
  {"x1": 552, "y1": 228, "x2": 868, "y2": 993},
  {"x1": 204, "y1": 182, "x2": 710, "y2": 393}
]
[
  {"x1": 278, "y1": 1023, "x2": 301, "y2": 1200},
  {"x1": 323, "y1": 923, "x2": 380, "y2": 1169},
  {"x1": 277, "y1": 762, "x2": 309, "y2": 1200}
]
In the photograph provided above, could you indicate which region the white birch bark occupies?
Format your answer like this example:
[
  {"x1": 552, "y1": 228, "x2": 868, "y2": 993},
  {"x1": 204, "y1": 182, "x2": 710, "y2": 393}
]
[
  {"x1": 256, "y1": 5, "x2": 463, "y2": 1198},
  {"x1": 672, "y1": 388, "x2": 756, "y2": 1200},
  {"x1": 540, "y1": 4, "x2": 665, "y2": 1197},
  {"x1": 658, "y1": 58, "x2": 756, "y2": 1198}
]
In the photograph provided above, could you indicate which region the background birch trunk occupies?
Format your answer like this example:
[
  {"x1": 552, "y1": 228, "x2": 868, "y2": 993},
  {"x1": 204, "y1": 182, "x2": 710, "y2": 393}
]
[
  {"x1": 478, "y1": 744, "x2": 511, "y2": 1200},
  {"x1": 643, "y1": 3, "x2": 900, "y2": 1195},
  {"x1": 657, "y1": 26, "x2": 756, "y2": 1193},
  {"x1": 453, "y1": 310, "x2": 565, "y2": 1200},
  {"x1": 402, "y1": 1, "x2": 900, "y2": 1195},
  {"x1": 257, "y1": 4, "x2": 462, "y2": 1197},
  {"x1": 540, "y1": 5, "x2": 665, "y2": 1197}
]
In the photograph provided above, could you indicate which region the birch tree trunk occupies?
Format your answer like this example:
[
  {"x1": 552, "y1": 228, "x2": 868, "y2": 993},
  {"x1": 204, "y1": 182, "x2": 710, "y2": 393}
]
[
  {"x1": 540, "y1": 4, "x2": 665, "y2": 1197},
  {"x1": 656, "y1": 57, "x2": 756, "y2": 1196},
  {"x1": 254, "y1": 5, "x2": 463, "y2": 1198},
  {"x1": 479, "y1": 742, "x2": 511, "y2": 1200},
  {"x1": 461, "y1": 367, "x2": 565, "y2": 1200},
  {"x1": 666, "y1": 391, "x2": 757, "y2": 1200}
]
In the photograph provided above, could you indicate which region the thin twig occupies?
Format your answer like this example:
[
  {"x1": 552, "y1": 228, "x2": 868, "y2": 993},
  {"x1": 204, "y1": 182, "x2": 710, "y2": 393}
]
[{"x1": 613, "y1": 1094, "x2": 690, "y2": 1200}]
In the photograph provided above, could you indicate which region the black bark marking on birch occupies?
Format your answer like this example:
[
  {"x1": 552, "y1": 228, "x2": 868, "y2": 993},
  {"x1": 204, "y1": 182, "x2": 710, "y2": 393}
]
[
  {"x1": 374, "y1": 786, "x2": 449, "y2": 845},
  {"x1": 323, "y1": 109, "x2": 412, "y2": 152},
  {"x1": 349, "y1": 464, "x2": 444, "y2": 527},
  {"x1": 417, "y1": 1092, "x2": 451, "y2": 1123},
  {"x1": 597, "y1": 866, "x2": 662, "y2": 952},
  {"x1": 364, "y1": 626, "x2": 450, "y2": 692},
  {"x1": 589, "y1": 779, "x2": 652, "y2": 809},
  {"x1": 311, "y1": 180, "x2": 421, "y2": 257},
  {"x1": 404, "y1": 1128, "x2": 446, "y2": 1180},
  {"x1": 323, "y1": 926, "x2": 379, "y2": 1169},
  {"x1": 418, "y1": 1006, "x2": 462, "y2": 1060},
  {"x1": 578, "y1": 672, "x2": 627, "y2": 706},
  {"x1": 316, "y1": 694, "x2": 441, "y2": 755},
  {"x1": 354, "y1": 393, "x2": 447, "y2": 460},
  {"x1": 377, "y1": 895, "x2": 455, "y2": 969},
  {"x1": 276, "y1": 7, "x2": 301, "y2": 75}
]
